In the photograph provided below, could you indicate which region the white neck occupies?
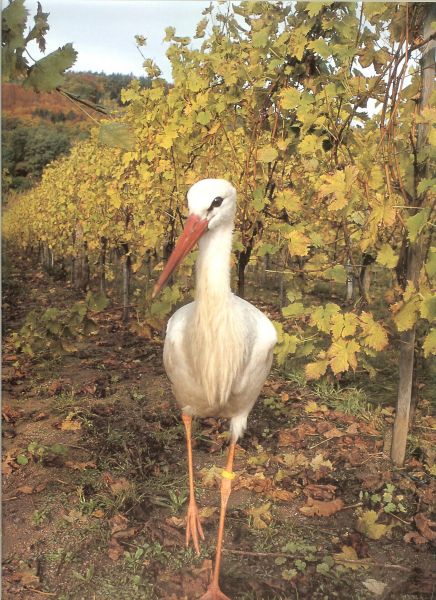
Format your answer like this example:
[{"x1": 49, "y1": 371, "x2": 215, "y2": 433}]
[{"x1": 195, "y1": 223, "x2": 233, "y2": 306}]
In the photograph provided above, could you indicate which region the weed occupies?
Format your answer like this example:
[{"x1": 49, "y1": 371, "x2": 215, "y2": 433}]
[
  {"x1": 32, "y1": 507, "x2": 50, "y2": 527},
  {"x1": 312, "y1": 381, "x2": 373, "y2": 417},
  {"x1": 360, "y1": 482, "x2": 407, "y2": 514}
]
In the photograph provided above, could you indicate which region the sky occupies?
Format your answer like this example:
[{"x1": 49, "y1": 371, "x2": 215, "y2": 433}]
[{"x1": 25, "y1": 0, "x2": 213, "y2": 81}]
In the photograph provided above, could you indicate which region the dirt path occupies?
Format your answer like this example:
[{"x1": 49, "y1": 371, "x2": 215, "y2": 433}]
[{"x1": 2, "y1": 256, "x2": 435, "y2": 599}]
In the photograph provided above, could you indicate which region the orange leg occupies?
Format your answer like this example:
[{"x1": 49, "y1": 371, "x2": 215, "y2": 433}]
[
  {"x1": 182, "y1": 413, "x2": 204, "y2": 554},
  {"x1": 200, "y1": 441, "x2": 236, "y2": 600}
]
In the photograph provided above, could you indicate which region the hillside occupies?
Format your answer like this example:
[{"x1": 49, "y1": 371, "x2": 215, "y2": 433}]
[{"x1": 2, "y1": 82, "x2": 86, "y2": 121}]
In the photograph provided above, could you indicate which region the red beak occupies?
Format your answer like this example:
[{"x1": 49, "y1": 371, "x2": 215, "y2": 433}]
[{"x1": 152, "y1": 214, "x2": 208, "y2": 298}]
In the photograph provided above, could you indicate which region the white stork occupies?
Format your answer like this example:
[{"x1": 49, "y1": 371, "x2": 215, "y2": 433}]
[{"x1": 152, "y1": 179, "x2": 277, "y2": 600}]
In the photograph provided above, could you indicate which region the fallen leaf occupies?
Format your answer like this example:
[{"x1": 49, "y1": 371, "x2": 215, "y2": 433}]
[
  {"x1": 65, "y1": 460, "x2": 96, "y2": 471},
  {"x1": 334, "y1": 545, "x2": 369, "y2": 570},
  {"x1": 269, "y1": 489, "x2": 295, "y2": 502},
  {"x1": 247, "y1": 451, "x2": 270, "y2": 466},
  {"x1": 16, "y1": 485, "x2": 33, "y2": 495},
  {"x1": 304, "y1": 484, "x2": 336, "y2": 501},
  {"x1": 2, "y1": 405, "x2": 21, "y2": 422},
  {"x1": 199, "y1": 465, "x2": 222, "y2": 487},
  {"x1": 48, "y1": 379, "x2": 65, "y2": 395},
  {"x1": 310, "y1": 453, "x2": 333, "y2": 471},
  {"x1": 299, "y1": 497, "x2": 344, "y2": 517},
  {"x1": 305, "y1": 400, "x2": 328, "y2": 414},
  {"x1": 62, "y1": 509, "x2": 88, "y2": 524},
  {"x1": 109, "y1": 513, "x2": 129, "y2": 534},
  {"x1": 278, "y1": 429, "x2": 298, "y2": 447},
  {"x1": 356, "y1": 510, "x2": 393, "y2": 540},
  {"x1": 167, "y1": 516, "x2": 184, "y2": 528},
  {"x1": 60, "y1": 412, "x2": 81, "y2": 431},
  {"x1": 345, "y1": 423, "x2": 359, "y2": 435},
  {"x1": 414, "y1": 513, "x2": 436, "y2": 541},
  {"x1": 247, "y1": 502, "x2": 272, "y2": 529},
  {"x1": 199, "y1": 506, "x2": 217, "y2": 520},
  {"x1": 280, "y1": 451, "x2": 309, "y2": 472},
  {"x1": 92, "y1": 509, "x2": 105, "y2": 518},
  {"x1": 404, "y1": 531, "x2": 428, "y2": 545},
  {"x1": 108, "y1": 538, "x2": 124, "y2": 561},
  {"x1": 109, "y1": 478, "x2": 131, "y2": 495},
  {"x1": 323, "y1": 426, "x2": 344, "y2": 439},
  {"x1": 362, "y1": 578, "x2": 387, "y2": 595}
]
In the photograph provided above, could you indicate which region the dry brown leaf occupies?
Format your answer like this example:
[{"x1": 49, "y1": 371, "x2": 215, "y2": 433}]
[
  {"x1": 108, "y1": 538, "x2": 124, "y2": 561},
  {"x1": 2, "y1": 404, "x2": 21, "y2": 422},
  {"x1": 415, "y1": 513, "x2": 436, "y2": 541},
  {"x1": 109, "y1": 513, "x2": 129, "y2": 534},
  {"x1": 299, "y1": 497, "x2": 344, "y2": 517},
  {"x1": 334, "y1": 545, "x2": 370, "y2": 570},
  {"x1": 278, "y1": 429, "x2": 298, "y2": 447},
  {"x1": 199, "y1": 506, "x2": 217, "y2": 520},
  {"x1": 404, "y1": 531, "x2": 428, "y2": 545},
  {"x1": 92, "y1": 509, "x2": 105, "y2": 518},
  {"x1": 310, "y1": 453, "x2": 333, "y2": 472},
  {"x1": 324, "y1": 426, "x2": 344, "y2": 439},
  {"x1": 362, "y1": 579, "x2": 387, "y2": 595},
  {"x1": 345, "y1": 423, "x2": 359, "y2": 435},
  {"x1": 304, "y1": 484, "x2": 336, "y2": 501},
  {"x1": 16, "y1": 485, "x2": 33, "y2": 495},
  {"x1": 109, "y1": 478, "x2": 131, "y2": 494},
  {"x1": 269, "y1": 489, "x2": 295, "y2": 502},
  {"x1": 65, "y1": 460, "x2": 96, "y2": 471},
  {"x1": 113, "y1": 527, "x2": 136, "y2": 540}
]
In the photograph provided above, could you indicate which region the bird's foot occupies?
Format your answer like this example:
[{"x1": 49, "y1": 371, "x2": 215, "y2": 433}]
[
  {"x1": 185, "y1": 499, "x2": 205, "y2": 554},
  {"x1": 199, "y1": 583, "x2": 232, "y2": 600}
]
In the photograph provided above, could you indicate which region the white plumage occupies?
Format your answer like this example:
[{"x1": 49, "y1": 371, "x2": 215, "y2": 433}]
[
  {"x1": 162, "y1": 178, "x2": 277, "y2": 439},
  {"x1": 153, "y1": 178, "x2": 277, "y2": 600}
]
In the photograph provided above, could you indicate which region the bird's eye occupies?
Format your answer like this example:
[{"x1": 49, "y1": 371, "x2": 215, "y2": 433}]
[{"x1": 209, "y1": 196, "x2": 224, "y2": 210}]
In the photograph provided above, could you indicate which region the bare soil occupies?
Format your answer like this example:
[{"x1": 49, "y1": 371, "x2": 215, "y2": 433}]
[{"x1": 2, "y1": 256, "x2": 435, "y2": 599}]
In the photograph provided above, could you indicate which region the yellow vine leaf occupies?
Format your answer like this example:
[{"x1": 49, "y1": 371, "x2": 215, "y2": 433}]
[
  {"x1": 423, "y1": 329, "x2": 436, "y2": 358},
  {"x1": 376, "y1": 244, "x2": 398, "y2": 268},
  {"x1": 359, "y1": 312, "x2": 389, "y2": 351},
  {"x1": 309, "y1": 303, "x2": 340, "y2": 333},
  {"x1": 288, "y1": 230, "x2": 310, "y2": 257},
  {"x1": 334, "y1": 545, "x2": 370, "y2": 570},
  {"x1": 328, "y1": 339, "x2": 360, "y2": 374},
  {"x1": 305, "y1": 360, "x2": 329, "y2": 380},
  {"x1": 356, "y1": 510, "x2": 394, "y2": 540},
  {"x1": 247, "y1": 502, "x2": 272, "y2": 530}
]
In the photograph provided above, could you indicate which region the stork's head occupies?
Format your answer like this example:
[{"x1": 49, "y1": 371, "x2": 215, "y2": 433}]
[
  {"x1": 152, "y1": 178, "x2": 236, "y2": 297},
  {"x1": 187, "y1": 178, "x2": 236, "y2": 230}
]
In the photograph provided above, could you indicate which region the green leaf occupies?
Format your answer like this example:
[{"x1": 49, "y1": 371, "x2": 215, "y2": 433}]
[
  {"x1": 393, "y1": 296, "x2": 421, "y2": 332},
  {"x1": 252, "y1": 28, "x2": 269, "y2": 48},
  {"x1": 196, "y1": 110, "x2": 212, "y2": 125},
  {"x1": 280, "y1": 87, "x2": 300, "y2": 110},
  {"x1": 282, "y1": 302, "x2": 305, "y2": 318},
  {"x1": 25, "y1": 1, "x2": 49, "y2": 52},
  {"x1": 323, "y1": 265, "x2": 347, "y2": 284},
  {"x1": 16, "y1": 454, "x2": 28, "y2": 465},
  {"x1": 99, "y1": 122, "x2": 136, "y2": 151},
  {"x1": 257, "y1": 145, "x2": 278, "y2": 163},
  {"x1": 406, "y1": 208, "x2": 430, "y2": 243},
  {"x1": 310, "y1": 303, "x2": 340, "y2": 333},
  {"x1": 24, "y1": 43, "x2": 77, "y2": 92},
  {"x1": 376, "y1": 244, "x2": 398, "y2": 269},
  {"x1": 417, "y1": 178, "x2": 436, "y2": 196},
  {"x1": 308, "y1": 38, "x2": 330, "y2": 58},
  {"x1": 425, "y1": 247, "x2": 436, "y2": 279},
  {"x1": 423, "y1": 328, "x2": 436, "y2": 358},
  {"x1": 420, "y1": 295, "x2": 436, "y2": 322},
  {"x1": 88, "y1": 292, "x2": 109, "y2": 312}
]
